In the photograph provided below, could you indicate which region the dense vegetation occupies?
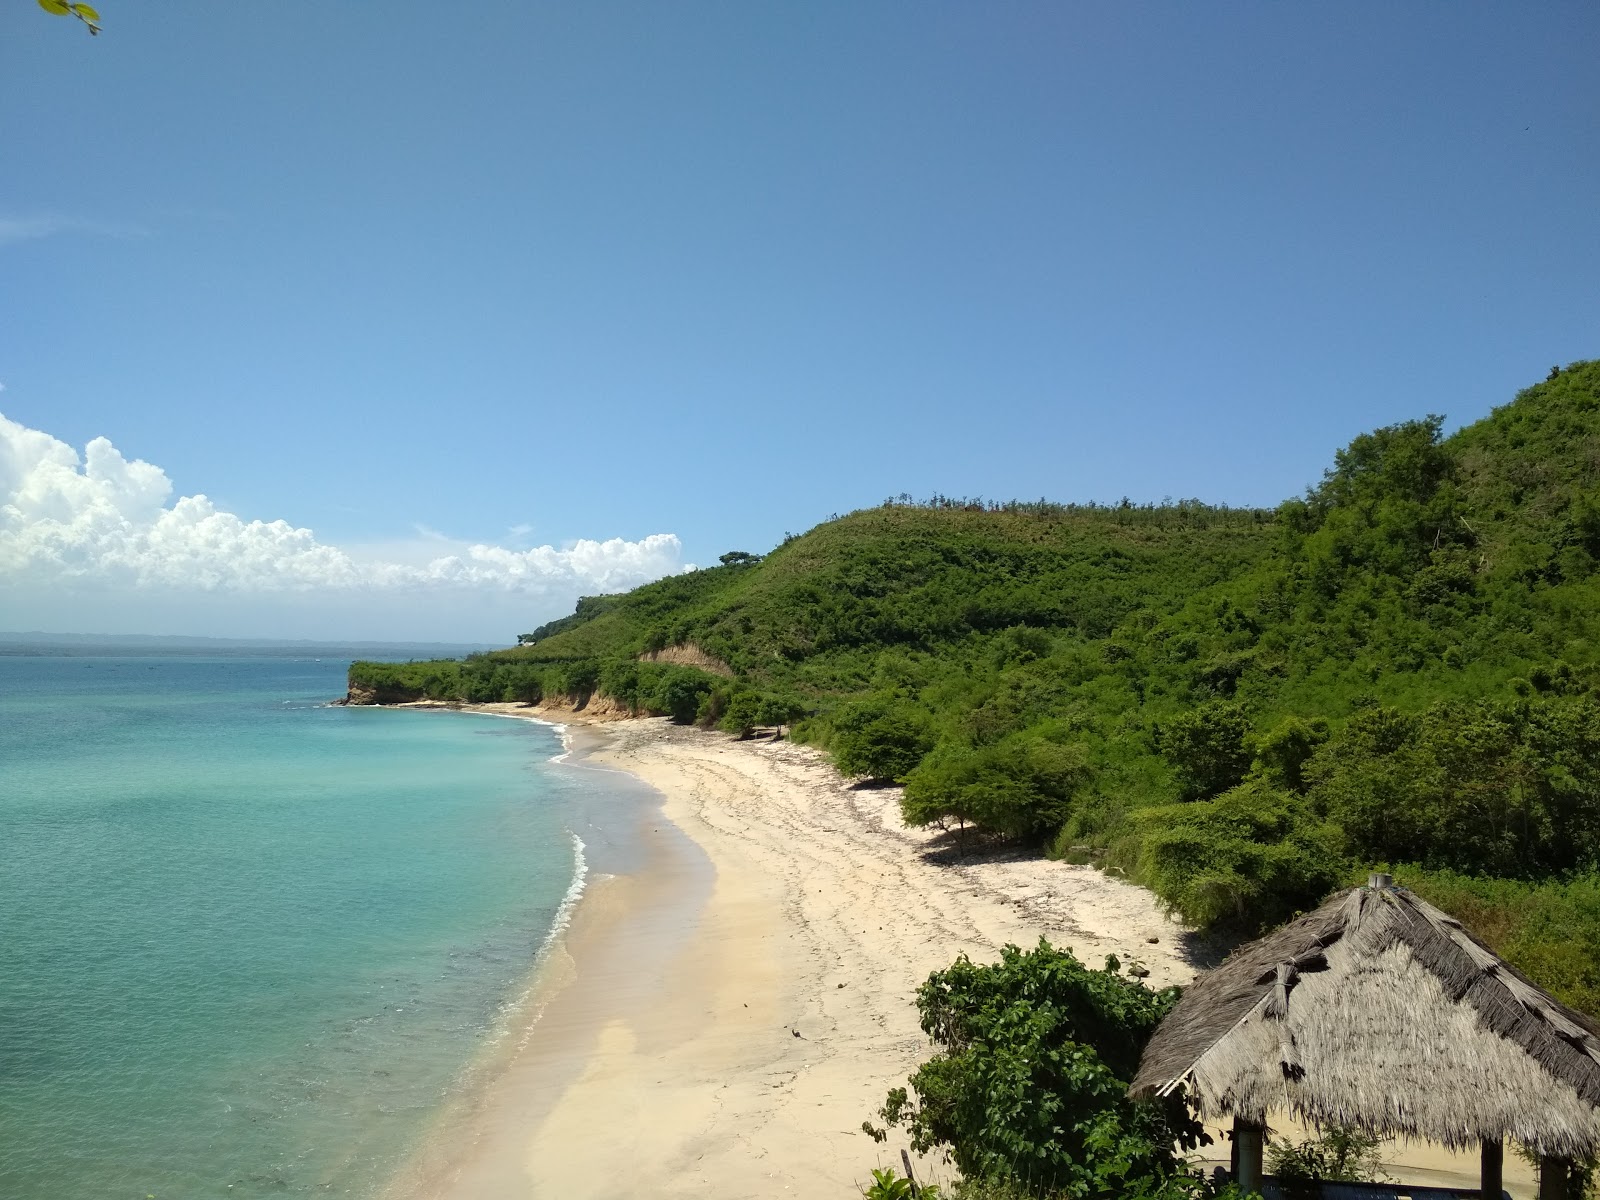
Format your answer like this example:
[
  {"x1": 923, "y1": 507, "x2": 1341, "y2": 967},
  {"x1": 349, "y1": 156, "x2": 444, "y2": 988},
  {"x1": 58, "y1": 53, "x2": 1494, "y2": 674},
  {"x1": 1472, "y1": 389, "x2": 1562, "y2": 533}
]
[
  {"x1": 352, "y1": 361, "x2": 1600, "y2": 1014},
  {"x1": 866, "y1": 941, "x2": 1217, "y2": 1200}
]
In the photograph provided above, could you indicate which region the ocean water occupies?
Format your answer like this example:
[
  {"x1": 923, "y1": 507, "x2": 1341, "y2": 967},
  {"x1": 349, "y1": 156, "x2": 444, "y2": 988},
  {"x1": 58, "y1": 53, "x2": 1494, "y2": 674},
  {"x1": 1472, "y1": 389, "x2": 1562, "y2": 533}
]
[{"x1": 0, "y1": 655, "x2": 639, "y2": 1199}]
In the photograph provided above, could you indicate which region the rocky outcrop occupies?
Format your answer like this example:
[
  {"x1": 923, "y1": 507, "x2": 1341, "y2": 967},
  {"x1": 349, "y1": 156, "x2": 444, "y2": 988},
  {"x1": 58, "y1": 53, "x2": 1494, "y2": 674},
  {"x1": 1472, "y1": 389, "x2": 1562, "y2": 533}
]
[
  {"x1": 637, "y1": 643, "x2": 734, "y2": 677},
  {"x1": 341, "y1": 681, "x2": 425, "y2": 706}
]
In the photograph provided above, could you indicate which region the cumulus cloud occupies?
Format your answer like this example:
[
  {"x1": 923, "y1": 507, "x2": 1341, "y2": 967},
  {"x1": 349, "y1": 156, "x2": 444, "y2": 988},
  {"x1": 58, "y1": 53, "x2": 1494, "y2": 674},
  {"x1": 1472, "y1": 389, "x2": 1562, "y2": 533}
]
[{"x1": 0, "y1": 412, "x2": 684, "y2": 601}]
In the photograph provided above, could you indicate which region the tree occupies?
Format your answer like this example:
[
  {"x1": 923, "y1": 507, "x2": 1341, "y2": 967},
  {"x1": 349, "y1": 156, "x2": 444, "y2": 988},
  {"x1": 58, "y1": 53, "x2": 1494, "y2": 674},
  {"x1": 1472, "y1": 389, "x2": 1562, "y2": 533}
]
[
  {"x1": 1251, "y1": 716, "x2": 1329, "y2": 793},
  {"x1": 37, "y1": 0, "x2": 101, "y2": 35},
  {"x1": 903, "y1": 731, "x2": 1088, "y2": 841},
  {"x1": 719, "y1": 550, "x2": 762, "y2": 567},
  {"x1": 645, "y1": 668, "x2": 714, "y2": 724},
  {"x1": 1156, "y1": 702, "x2": 1253, "y2": 801},
  {"x1": 830, "y1": 696, "x2": 933, "y2": 782},
  {"x1": 872, "y1": 941, "x2": 1207, "y2": 1199}
]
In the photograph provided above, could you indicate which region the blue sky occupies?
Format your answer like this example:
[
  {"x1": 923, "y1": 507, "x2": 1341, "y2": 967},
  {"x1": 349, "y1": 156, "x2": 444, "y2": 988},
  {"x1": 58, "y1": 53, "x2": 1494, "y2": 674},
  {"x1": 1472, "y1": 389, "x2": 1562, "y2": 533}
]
[{"x1": 2, "y1": 2, "x2": 1597, "y2": 641}]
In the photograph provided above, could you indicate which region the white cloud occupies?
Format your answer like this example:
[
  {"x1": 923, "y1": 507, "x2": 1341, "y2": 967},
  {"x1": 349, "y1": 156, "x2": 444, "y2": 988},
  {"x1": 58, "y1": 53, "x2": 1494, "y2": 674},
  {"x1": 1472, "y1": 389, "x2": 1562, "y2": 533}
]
[
  {"x1": 0, "y1": 213, "x2": 149, "y2": 247},
  {"x1": 0, "y1": 411, "x2": 684, "y2": 618}
]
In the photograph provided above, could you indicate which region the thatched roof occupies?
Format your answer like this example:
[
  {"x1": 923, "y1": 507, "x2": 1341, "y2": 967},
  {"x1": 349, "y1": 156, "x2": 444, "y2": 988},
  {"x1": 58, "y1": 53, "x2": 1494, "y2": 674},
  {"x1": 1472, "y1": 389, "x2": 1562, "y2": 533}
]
[{"x1": 1130, "y1": 879, "x2": 1600, "y2": 1158}]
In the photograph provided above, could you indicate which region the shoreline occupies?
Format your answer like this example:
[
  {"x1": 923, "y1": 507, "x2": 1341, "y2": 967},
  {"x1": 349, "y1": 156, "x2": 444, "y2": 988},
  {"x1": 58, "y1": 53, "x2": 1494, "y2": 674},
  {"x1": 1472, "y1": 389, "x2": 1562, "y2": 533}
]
[
  {"x1": 380, "y1": 702, "x2": 1202, "y2": 1199},
  {"x1": 376, "y1": 702, "x2": 1532, "y2": 1197},
  {"x1": 382, "y1": 712, "x2": 716, "y2": 1199}
]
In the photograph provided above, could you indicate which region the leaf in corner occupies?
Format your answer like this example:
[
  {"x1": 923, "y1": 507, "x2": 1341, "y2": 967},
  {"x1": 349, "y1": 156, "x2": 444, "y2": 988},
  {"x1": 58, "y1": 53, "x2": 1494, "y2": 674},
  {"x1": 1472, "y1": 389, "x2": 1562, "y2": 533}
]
[{"x1": 38, "y1": 0, "x2": 74, "y2": 15}]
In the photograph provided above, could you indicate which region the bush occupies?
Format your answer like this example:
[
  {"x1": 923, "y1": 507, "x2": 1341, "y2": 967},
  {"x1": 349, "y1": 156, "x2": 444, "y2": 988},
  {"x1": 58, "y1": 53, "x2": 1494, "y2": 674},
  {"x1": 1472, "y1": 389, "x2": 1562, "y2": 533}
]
[
  {"x1": 861, "y1": 1169, "x2": 941, "y2": 1200},
  {"x1": 875, "y1": 940, "x2": 1207, "y2": 1199},
  {"x1": 1156, "y1": 702, "x2": 1254, "y2": 802},
  {"x1": 1268, "y1": 1126, "x2": 1387, "y2": 1197},
  {"x1": 1135, "y1": 781, "x2": 1346, "y2": 930},
  {"x1": 902, "y1": 730, "x2": 1088, "y2": 842},
  {"x1": 831, "y1": 696, "x2": 934, "y2": 781}
]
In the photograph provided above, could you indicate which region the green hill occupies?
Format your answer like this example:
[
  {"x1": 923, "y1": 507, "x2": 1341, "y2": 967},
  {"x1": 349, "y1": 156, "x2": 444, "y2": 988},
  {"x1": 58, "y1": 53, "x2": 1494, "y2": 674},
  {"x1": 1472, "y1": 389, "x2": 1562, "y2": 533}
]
[{"x1": 352, "y1": 361, "x2": 1600, "y2": 1013}]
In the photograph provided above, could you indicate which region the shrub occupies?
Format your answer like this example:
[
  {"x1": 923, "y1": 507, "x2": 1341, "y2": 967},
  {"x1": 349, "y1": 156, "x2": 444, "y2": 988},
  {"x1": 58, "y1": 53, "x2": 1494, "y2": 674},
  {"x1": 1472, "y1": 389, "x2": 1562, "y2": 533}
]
[
  {"x1": 861, "y1": 1169, "x2": 941, "y2": 1200},
  {"x1": 902, "y1": 731, "x2": 1088, "y2": 842},
  {"x1": 875, "y1": 940, "x2": 1207, "y2": 1199},
  {"x1": 831, "y1": 696, "x2": 934, "y2": 782},
  {"x1": 1267, "y1": 1125, "x2": 1387, "y2": 1197},
  {"x1": 1156, "y1": 702, "x2": 1253, "y2": 801},
  {"x1": 1135, "y1": 781, "x2": 1345, "y2": 930}
]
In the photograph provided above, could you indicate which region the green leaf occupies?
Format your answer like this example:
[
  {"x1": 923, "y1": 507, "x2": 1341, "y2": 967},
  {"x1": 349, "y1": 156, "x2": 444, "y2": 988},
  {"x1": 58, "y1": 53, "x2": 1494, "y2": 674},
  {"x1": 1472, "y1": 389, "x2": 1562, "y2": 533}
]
[
  {"x1": 38, "y1": 0, "x2": 73, "y2": 15},
  {"x1": 73, "y1": 3, "x2": 102, "y2": 19}
]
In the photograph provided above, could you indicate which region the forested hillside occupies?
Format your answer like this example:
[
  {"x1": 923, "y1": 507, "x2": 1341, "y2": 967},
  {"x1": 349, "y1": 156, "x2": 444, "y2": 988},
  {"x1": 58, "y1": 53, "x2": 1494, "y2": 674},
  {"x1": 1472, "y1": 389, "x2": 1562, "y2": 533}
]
[{"x1": 352, "y1": 361, "x2": 1600, "y2": 1013}]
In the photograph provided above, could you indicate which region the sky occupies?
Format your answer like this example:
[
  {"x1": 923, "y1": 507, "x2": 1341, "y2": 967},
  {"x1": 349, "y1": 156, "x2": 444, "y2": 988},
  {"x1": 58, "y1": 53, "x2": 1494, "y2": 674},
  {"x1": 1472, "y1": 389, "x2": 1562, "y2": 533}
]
[{"x1": 1, "y1": 2, "x2": 1597, "y2": 642}]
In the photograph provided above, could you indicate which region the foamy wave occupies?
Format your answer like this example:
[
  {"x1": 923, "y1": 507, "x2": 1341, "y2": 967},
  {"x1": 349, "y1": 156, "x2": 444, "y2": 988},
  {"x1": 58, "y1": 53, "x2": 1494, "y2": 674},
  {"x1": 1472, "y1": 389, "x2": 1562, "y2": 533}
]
[
  {"x1": 537, "y1": 831, "x2": 588, "y2": 963},
  {"x1": 498, "y1": 831, "x2": 592, "y2": 1053}
]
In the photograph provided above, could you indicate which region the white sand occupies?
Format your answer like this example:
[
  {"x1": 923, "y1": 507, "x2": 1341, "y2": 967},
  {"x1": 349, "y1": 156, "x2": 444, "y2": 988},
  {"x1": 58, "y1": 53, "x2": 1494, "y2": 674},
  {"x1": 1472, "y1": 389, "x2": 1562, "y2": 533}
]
[
  {"x1": 384, "y1": 711, "x2": 1197, "y2": 1199},
  {"x1": 386, "y1": 707, "x2": 1540, "y2": 1199}
]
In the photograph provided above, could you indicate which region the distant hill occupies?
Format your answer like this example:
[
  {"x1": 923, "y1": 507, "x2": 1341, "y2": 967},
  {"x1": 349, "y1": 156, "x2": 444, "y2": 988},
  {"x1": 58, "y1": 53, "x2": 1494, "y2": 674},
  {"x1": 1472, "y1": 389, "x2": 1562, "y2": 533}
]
[{"x1": 352, "y1": 361, "x2": 1600, "y2": 1013}]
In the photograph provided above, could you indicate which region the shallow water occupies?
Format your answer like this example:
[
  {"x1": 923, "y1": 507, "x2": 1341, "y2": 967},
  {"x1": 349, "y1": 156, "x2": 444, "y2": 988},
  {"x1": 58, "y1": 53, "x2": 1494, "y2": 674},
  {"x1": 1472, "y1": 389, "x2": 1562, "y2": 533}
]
[{"x1": 0, "y1": 656, "x2": 642, "y2": 1199}]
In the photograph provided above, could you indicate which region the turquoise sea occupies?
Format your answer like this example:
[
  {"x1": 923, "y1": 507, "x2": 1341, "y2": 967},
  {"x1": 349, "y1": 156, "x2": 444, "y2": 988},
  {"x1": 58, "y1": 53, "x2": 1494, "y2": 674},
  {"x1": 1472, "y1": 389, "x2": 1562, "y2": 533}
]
[{"x1": 0, "y1": 654, "x2": 649, "y2": 1199}]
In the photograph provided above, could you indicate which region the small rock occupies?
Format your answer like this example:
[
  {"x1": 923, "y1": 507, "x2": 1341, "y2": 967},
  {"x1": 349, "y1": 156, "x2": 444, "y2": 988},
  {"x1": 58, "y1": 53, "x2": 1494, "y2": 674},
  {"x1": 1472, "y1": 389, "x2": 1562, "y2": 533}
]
[{"x1": 1146, "y1": 936, "x2": 1160, "y2": 944}]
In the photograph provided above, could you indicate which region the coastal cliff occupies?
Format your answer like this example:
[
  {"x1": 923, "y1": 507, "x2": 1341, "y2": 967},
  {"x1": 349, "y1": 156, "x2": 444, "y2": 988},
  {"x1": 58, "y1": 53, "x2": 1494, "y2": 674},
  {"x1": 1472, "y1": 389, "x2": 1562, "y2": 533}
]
[{"x1": 341, "y1": 678, "x2": 415, "y2": 706}]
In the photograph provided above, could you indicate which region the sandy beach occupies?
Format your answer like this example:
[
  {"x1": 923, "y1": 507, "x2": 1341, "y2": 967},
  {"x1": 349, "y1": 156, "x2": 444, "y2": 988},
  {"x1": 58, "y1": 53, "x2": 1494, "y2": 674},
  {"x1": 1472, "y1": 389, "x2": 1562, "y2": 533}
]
[
  {"x1": 382, "y1": 707, "x2": 1198, "y2": 1199},
  {"x1": 384, "y1": 706, "x2": 1537, "y2": 1199}
]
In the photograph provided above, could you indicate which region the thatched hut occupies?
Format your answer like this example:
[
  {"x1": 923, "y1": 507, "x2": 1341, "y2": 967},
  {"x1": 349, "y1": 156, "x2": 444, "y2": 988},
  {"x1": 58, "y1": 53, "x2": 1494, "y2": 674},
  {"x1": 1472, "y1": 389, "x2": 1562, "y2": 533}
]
[{"x1": 1130, "y1": 875, "x2": 1600, "y2": 1199}]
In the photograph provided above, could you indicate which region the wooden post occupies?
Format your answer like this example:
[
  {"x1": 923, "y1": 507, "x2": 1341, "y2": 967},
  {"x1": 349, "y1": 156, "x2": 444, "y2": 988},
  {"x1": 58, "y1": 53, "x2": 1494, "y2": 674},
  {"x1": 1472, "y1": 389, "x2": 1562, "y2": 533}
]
[
  {"x1": 900, "y1": 1148, "x2": 920, "y2": 1199},
  {"x1": 1539, "y1": 1156, "x2": 1570, "y2": 1200},
  {"x1": 1233, "y1": 1116, "x2": 1265, "y2": 1196},
  {"x1": 1480, "y1": 1138, "x2": 1503, "y2": 1200}
]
